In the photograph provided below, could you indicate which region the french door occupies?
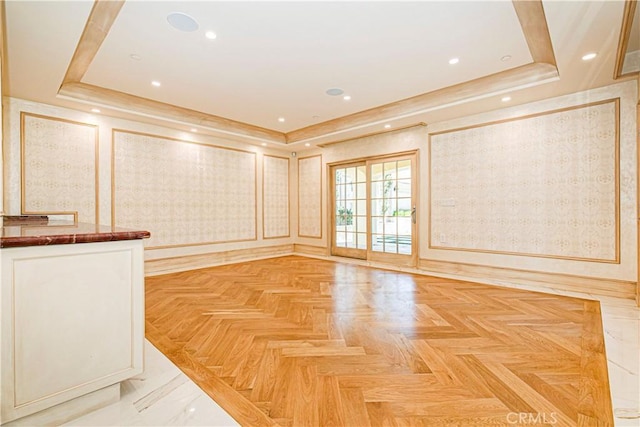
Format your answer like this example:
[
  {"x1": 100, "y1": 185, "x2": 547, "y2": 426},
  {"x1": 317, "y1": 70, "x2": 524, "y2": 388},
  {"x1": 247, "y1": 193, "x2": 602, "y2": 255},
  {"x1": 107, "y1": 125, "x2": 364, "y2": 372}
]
[{"x1": 330, "y1": 153, "x2": 417, "y2": 266}]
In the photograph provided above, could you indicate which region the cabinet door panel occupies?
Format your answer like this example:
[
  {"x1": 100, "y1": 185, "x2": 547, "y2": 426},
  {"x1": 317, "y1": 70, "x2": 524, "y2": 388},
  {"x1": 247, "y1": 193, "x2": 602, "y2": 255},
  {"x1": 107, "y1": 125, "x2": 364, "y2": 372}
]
[
  {"x1": 14, "y1": 250, "x2": 133, "y2": 406},
  {"x1": 1, "y1": 240, "x2": 144, "y2": 423}
]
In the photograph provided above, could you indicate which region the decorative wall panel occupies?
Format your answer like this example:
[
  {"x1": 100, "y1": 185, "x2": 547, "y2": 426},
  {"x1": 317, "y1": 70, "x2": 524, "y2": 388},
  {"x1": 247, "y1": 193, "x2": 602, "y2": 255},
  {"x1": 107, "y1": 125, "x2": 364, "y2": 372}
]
[
  {"x1": 21, "y1": 113, "x2": 98, "y2": 223},
  {"x1": 298, "y1": 155, "x2": 322, "y2": 238},
  {"x1": 263, "y1": 155, "x2": 290, "y2": 238},
  {"x1": 429, "y1": 99, "x2": 619, "y2": 262},
  {"x1": 112, "y1": 131, "x2": 256, "y2": 248}
]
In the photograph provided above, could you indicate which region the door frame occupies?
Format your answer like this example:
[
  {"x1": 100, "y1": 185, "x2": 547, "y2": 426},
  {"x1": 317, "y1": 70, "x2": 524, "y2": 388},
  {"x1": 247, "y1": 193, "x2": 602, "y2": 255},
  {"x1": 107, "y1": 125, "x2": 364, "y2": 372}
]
[
  {"x1": 329, "y1": 160, "x2": 367, "y2": 260},
  {"x1": 328, "y1": 150, "x2": 419, "y2": 267}
]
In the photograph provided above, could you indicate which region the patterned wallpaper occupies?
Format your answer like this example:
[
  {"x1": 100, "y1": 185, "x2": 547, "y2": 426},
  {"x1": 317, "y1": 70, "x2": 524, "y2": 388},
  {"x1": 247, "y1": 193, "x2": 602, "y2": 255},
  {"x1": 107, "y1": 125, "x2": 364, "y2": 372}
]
[
  {"x1": 298, "y1": 155, "x2": 322, "y2": 238},
  {"x1": 21, "y1": 113, "x2": 98, "y2": 223},
  {"x1": 263, "y1": 155, "x2": 290, "y2": 238},
  {"x1": 113, "y1": 131, "x2": 256, "y2": 248},
  {"x1": 429, "y1": 99, "x2": 619, "y2": 262}
]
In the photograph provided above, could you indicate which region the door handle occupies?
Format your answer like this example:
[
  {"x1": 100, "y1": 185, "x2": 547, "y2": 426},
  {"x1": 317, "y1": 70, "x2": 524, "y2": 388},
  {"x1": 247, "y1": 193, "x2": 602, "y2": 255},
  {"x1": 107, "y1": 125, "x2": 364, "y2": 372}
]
[{"x1": 411, "y1": 205, "x2": 416, "y2": 224}]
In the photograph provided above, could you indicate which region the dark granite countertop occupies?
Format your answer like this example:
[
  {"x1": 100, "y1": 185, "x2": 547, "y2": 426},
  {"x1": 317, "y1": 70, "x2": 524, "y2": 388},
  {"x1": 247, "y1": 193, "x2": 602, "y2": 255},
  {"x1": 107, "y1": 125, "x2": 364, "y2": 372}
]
[{"x1": 1, "y1": 216, "x2": 150, "y2": 248}]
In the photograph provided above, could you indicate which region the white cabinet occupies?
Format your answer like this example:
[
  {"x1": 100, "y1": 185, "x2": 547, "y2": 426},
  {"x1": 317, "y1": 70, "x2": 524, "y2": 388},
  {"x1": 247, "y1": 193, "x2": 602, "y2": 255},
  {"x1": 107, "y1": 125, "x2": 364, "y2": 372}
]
[{"x1": 0, "y1": 239, "x2": 145, "y2": 424}]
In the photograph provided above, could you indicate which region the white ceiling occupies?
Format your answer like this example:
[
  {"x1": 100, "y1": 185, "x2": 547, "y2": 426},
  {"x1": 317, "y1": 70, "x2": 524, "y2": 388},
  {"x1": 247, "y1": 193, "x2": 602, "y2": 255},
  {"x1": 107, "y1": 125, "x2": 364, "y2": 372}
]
[
  {"x1": 3, "y1": 0, "x2": 637, "y2": 148},
  {"x1": 83, "y1": 1, "x2": 531, "y2": 132}
]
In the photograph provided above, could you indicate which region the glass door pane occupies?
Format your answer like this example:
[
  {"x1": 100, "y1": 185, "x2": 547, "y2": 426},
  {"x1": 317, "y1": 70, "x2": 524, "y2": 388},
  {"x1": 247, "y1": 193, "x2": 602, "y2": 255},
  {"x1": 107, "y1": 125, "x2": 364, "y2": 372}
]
[
  {"x1": 331, "y1": 154, "x2": 416, "y2": 266},
  {"x1": 368, "y1": 156, "x2": 415, "y2": 264},
  {"x1": 332, "y1": 163, "x2": 367, "y2": 259}
]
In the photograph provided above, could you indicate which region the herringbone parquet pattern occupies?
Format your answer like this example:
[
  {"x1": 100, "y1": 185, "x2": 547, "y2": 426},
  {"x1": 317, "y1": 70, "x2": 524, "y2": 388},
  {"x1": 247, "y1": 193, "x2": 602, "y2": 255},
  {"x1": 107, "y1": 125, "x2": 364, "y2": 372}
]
[{"x1": 145, "y1": 256, "x2": 612, "y2": 426}]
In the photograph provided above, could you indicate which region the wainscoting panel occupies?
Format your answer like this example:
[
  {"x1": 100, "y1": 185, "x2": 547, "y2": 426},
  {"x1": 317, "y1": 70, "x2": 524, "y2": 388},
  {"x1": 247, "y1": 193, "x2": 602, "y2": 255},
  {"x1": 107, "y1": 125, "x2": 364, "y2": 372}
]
[
  {"x1": 20, "y1": 113, "x2": 98, "y2": 223},
  {"x1": 298, "y1": 155, "x2": 322, "y2": 238},
  {"x1": 293, "y1": 243, "x2": 329, "y2": 257},
  {"x1": 262, "y1": 155, "x2": 289, "y2": 239},
  {"x1": 144, "y1": 244, "x2": 294, "y2": 276},
  {"x1": 112, "y1": 130, "x2": 257, "y2": 248},
  {"x1": 419, "y1": 258, "x2": 636, "y2": 300},
  {"x1": 429, "y1": 99, "x2": 620, "y2": 263}
]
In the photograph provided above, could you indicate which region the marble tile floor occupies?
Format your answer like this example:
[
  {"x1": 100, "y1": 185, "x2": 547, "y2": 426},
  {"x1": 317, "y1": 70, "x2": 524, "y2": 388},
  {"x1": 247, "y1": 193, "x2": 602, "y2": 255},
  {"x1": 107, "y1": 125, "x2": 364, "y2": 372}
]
[
  {"x1": 603, "y1": 301, "x2": 640, "y2": 426},
  {"x1": 62, "y1": 266, "x2": 639, "y2": 426},
  {"x1": 63, "y1": 341, "x2": 238, "y2": 427}
]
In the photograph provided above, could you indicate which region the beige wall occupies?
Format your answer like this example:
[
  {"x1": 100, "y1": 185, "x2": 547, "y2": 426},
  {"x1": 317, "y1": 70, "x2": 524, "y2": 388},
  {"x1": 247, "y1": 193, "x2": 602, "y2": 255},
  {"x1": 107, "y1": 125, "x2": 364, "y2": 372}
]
[
  {"x1": 0, "y1": 3, "x2": 4, "y2": 215},
  {"x1": 112, "y1": 130, "x2": 258, "y2": 248},
  {"x1": 297, "y1": 154, "x2": 322, "y2": 239},
  {"x1": 2, "y1": 79, "x2": 637, "y2": 284},
  {"x1": 430, "y1": 99, "x2": 619, "y2": 263},
  {"x1": 296, "y1": 124, "x2": 427, "y2": 251},
  {"x1": 263, "y1": 154, "x2": 290, "y2": 239},
  {"x1": 20, "y1": 113, "x2": 98, "y2": 223},
  {"x1": 304, "y1": 80, "x2": 637, "y2": 282},
  {"x1": 3, "y1": 97, "x2": 294, "y2": 261}
]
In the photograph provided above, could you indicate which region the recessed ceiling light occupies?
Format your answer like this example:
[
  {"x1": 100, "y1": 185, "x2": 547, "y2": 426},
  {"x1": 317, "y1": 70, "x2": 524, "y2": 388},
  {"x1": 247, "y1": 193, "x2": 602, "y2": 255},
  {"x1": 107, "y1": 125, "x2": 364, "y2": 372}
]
[
  {"x1": 582, "y1": 52, "x2": 597, "y2": 61},
  {"x1": 278, "y1": 117, "x2": 285, "y2": 123},
  {"x1": 448, "y1": 58, "x2": 459, "y2": 65},
  {"x1": 384, "y1": 124, "x2": 391, "y2": 129},
  {"x1": 501, "y1": 96, "x2": 511, "y2": 102},
  {"x1": 326, "y1": 88, "x2": 344, "y2": 96},
  {"x1": 312, "y1": 115, "x2": 320, "y2": 120},
  {"x1": 343, "y1": 95, "x2": 351, "y2": 101},
  {"x1": 130, "y1": 54, "x2": 141, "y2": 61},
  {"x1": 151, "y1": 80, "x2": 161, "y2": 87},
  {"x1": 90, "y1": 108, "x2": 100, "y2": 113},
  {"x1": 501, "y1": 55, "x2": 512, "y2": 62},
  {"x1": 261, "y1": 143, "x2": 267, "y2": 147},
  {"x1": 190, "y1": 128, "x2": 198, "y2": 132},
  {"x1": 205, "y1": 31, "x2": 217, "y2": 40},
  {"x1": 304, "y1": 143, "x2": 310, "y2": 147},
  {"x1": 167, "y1": 12, "x2": 199, "y2": 32}
]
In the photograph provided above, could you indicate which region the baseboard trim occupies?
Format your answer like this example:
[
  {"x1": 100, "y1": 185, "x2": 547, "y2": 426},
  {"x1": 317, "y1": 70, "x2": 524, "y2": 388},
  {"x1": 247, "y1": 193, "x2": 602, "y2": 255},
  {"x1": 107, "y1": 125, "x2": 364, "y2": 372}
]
[
  {"x1": 145, "y1": 244, "x2": 295, "y2": 276},
  {"x1": 419, "y1": 259, "x2": 637, "y2": 300},
  {"x1": 293, "y1": 244, "x2": 329, "y2": 257},
  {"x1": 145, "y1": 246, "x2": 636, "y2": 301}
]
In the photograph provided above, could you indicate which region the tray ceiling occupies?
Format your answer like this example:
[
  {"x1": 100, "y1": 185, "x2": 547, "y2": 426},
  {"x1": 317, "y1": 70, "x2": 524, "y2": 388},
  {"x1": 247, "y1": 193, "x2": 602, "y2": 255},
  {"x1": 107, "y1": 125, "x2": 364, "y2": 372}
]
[{"x1": 3, "y1": 0, "x2": 636, "y2": 148}]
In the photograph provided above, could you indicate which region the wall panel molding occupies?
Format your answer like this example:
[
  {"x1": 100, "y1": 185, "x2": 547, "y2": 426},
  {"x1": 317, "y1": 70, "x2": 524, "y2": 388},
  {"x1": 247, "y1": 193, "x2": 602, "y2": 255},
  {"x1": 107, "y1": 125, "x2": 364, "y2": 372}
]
[
  {"x1": 262, "y1": 155, "x2": 290, "y2": 239},
  {"x1": 297, "y1": 155, "x2": 323, "y2": 238},
  {"x1": 429, "y1": 98, "x2": 620, "y2": 263},
  {"x1": 20, "y1": 112, "x2": 99, "y2": 223},
  {"x1": 112, "y1": 129, "x2": 257, "y2": 249}
]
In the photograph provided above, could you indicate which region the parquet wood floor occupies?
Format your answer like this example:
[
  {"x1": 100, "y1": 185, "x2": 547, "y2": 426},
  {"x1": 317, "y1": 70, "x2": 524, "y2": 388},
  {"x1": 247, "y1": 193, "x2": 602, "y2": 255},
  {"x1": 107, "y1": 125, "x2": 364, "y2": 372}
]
[{"x1": 145, "y1": 255, "x2": 613, "y2": 426}]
